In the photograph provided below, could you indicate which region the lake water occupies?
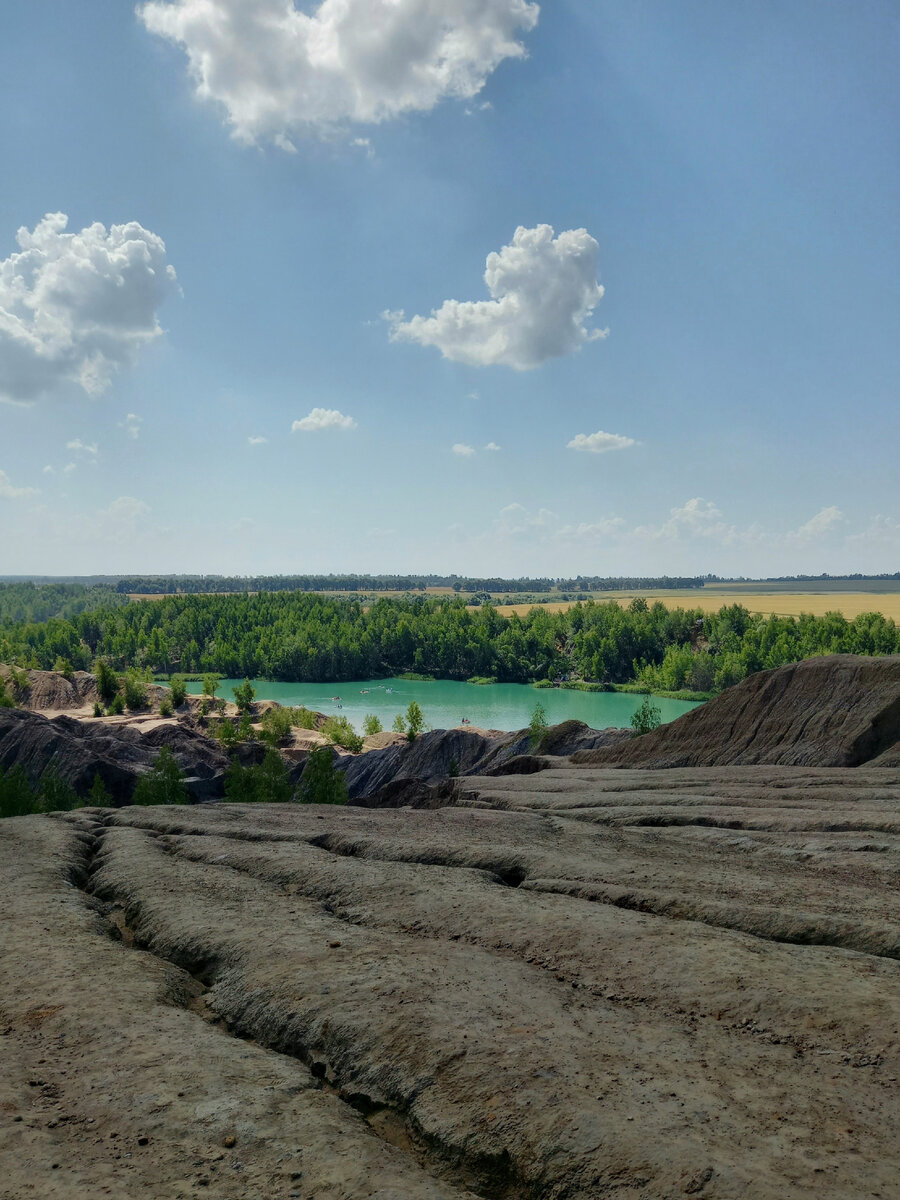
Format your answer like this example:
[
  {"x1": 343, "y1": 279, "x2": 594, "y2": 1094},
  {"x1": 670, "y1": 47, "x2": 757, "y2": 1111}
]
[{"x1": 183, "y1": 677, "x2": 702, "y2": 733}]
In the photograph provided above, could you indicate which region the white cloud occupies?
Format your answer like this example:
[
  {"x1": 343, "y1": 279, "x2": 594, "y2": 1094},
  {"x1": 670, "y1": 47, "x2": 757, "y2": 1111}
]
[
  {"x1": 387, "y1": 224, "x2": 606, "y2": 369},
  {"x1": 452, "y1": 442, "x2": 476, "y2": 456},
  {"x1": 496, "y1": 502, "x2": 557, "y2": 537},
  {"x1": 567, "y1": 430, "x2": 635, "y2": 455},
  {"x1": 484, "y1": 441, "x2": 501, "y2": 451},
  {"x1": 248, "y1": 435, "x2": 268, "y2": 445},
  {"x1": 0, "y1": 469, "x2": 39, "y2": 499},
  {"x1": 42, "y1": 465, "x2": 54, "y2": 475},
  {"x1": 66, "y1": 438, "x2": 99, "y2": 457},
  {"x1": 0, "y1": 213, "x2": 177, "y2": 404},
  {"x1": 137, "y1": 0, "x2": 539, "y2": 144},
  {"x1": 121, "y1": 413, "x2": 143, "y2": 439},
  {"x1": 556, "y1": 518, "x2": 627, "y2": 541},
  {"x1": 62, "y1": 462, "x2": 77, "y2": 474},
  {"x1": 291, "y1": 407, "x2": 357, "y2": 432},
  {"x1": 634, "y1": 498, "x2": 734, "y2": 544},
  {"x1": 789, "y1": 506, "x2": 844, "y2": 542}
]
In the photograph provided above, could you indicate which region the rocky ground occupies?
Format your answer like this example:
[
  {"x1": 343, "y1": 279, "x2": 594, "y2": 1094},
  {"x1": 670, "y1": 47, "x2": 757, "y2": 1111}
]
[
  {"x1": 1, "y1": 762, "x2": 898, "y2": 1200},
  {"x1": 1, "y1": 656, "x2": 899, "y2": 1198}
]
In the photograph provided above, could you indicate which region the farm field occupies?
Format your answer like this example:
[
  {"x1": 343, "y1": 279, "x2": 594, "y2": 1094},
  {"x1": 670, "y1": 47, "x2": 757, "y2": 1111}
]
[{"x1": 496, "y1": 590, "x2": 900, "y2": 621}]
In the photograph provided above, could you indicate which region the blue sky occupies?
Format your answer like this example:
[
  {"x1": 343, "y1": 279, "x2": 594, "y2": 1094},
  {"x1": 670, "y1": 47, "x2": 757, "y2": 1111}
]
[{"x1": 1, "y1": 0, "x2": 898, "y2": 577}]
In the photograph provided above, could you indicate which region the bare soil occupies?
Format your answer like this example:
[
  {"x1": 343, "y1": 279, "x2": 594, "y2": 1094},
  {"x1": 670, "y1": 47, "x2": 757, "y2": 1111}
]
[{"x1": 1, "y1": 760, "x2": 898, "y2": 1199}]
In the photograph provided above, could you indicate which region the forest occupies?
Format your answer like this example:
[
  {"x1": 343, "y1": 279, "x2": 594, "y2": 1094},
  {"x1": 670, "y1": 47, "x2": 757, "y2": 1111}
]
[{"x1": 2, "y1": 587, "x2": 899, "y2": 694}]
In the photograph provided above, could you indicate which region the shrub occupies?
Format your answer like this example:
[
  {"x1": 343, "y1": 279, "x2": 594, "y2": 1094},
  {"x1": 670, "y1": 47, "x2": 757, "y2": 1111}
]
[
  {"x1": 260, "y1": 706, "x2": 293, "y2": 747},
  {"x1": 53, "y1": 656, "x2": 74, "y2": 679},
  {"x1": 405, "y1": 701, "x2": 425, "y2": 743},
  {"x1": 362, "y1": 713, "x2": 382, "y2": 736},
  {"x1": 107, "y1": 694, "x2": 125, "y2": 716},
  {"x1": 291, "y1": 706, "x2": 317, "y2": 730},
  {"x1": 211, "y1": 718, "x2": 238, "y2": 747},
  {"x1": 92, "y1": 701, "x2": 104, "y2": 717},
  {"x1": 201, "y1": 674, "x2": 221, "y2": 699},
  {"x1": 159, "y1": 697, "x2": 174, "y2": 718},
  {"x1": 132, "y1": 747, "x2": 189, "y2": 806},
  {"x1": 321, "y1": 716, "x2": 363, "y2": 753},
  {"x1": 95, "y1": 660, "x2": 120, "y2": 705},
  {"x1": 0, "y1": 766, "x2": 41, "y2": 819},
  {"x1": 224, "y1": 749, "x2": 292, "y2": 804},
  {"x1": 87, "y1": 773, "x2": 113, "y2": 808},
  {"x1": 0, "y1": 679, "x2": 14, "y2": 709},
  {"x1": 123, "y1": 671, "x2": 148, "y2": 711},
  {"x1": 630, "y1": 696, "x2": 662, "y2": 736},
  {"x1": 391, "y1": 713, "x2": 406, "y2": 734},
  {"x1": 169, "y1": 674, "x2": 188, "y2": 707},
  {"x1": 529, "y1": 702, "x2": 548, "y2": 751},
  {"x1": 298, "y1": 747, "x2": 348, "y2": 805},
  {"x1": 232, "y1": 678, "x2": 256, "y2": 712},
  {"x1": 39, "y1": 766, "x2": 80, "y2": 813},
  {"x1": 237, "y1": 712, "x2": 256, "y2": 741}
]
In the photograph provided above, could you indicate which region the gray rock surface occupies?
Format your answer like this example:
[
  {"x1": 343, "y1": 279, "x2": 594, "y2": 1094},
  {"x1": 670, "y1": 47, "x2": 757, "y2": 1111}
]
[
  {"x1": 1, "y1": 758, "x2": 898, "y2": 1198},
  {"x1": 0, "y1": 707, "x2": 231, "y2": 801}
]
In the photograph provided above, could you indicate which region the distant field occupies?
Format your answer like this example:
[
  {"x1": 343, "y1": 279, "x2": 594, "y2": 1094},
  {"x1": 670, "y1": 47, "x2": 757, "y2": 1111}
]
[{"x1": 496, "y1": 591, "x2": 900, "y2": 621}]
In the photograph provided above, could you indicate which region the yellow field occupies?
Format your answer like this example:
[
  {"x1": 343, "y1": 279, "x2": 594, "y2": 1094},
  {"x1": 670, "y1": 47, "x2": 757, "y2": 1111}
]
[{"x1": 495, "y1": 591, "x2": 900, "y2": 621}]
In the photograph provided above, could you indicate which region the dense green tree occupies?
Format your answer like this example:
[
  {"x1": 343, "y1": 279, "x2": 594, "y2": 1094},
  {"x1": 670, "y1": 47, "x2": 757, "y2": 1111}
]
[
  {"x1": 232, "y1": 678, "x2": 256, "y2": 712},
  {"x1": 132, "y1": 747, "x2": 189, "y2": 806},
  {"x1": 298, "y1": 747, "x2": 348, "y2": 805},
  {"x1": 405, "y1": 701, "x2": 425, "y2": 742},
  {"x1": 362, "y1": 713, "x2": 382, "y2": 736},
  {"x1": 95, "y1": 660, "x2": 120, "y2": 705},
  {"x1": 169, "y1": 674, "x2": 188, "y2": 707},
  {"x1": 224, "y1": 749, "x2": 292, "y2": 804}
]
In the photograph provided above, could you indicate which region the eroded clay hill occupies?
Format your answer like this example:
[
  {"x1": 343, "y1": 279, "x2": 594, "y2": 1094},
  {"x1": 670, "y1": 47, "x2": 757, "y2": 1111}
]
[
  {"x1": 577, "y1": 654, "x2": 900, "y2": 768},
  {"x1": 2, "y1": 760, "x2": 899, "y2": 1200}
]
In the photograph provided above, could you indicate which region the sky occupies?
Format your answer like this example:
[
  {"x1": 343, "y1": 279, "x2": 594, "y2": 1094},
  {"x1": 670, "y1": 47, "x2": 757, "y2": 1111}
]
[{"x1": 1, "y1": 0, "x2": 898, "y2": 578}]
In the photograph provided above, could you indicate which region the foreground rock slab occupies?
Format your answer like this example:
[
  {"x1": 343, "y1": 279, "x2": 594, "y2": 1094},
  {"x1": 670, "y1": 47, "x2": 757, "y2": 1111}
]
[{"x1": 1, "y1": 766, "x2": 898, "y2": 1198}]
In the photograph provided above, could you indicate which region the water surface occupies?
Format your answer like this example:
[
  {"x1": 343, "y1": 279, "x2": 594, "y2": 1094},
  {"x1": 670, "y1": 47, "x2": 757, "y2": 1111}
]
[{"x1": 184, "y1": 677, "x2": 701, "y2": 733}]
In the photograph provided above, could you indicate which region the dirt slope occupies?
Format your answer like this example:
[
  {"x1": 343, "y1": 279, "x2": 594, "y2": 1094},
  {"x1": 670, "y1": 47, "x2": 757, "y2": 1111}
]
[{"x1": 575, "y1": 654, "x2": 900, "y2": 768}]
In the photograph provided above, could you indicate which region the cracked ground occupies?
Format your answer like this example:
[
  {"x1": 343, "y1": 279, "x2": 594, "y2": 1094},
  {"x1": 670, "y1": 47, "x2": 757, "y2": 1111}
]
[{"x1": 1, "y1": 766, "x2": 898, "y2": 1199}]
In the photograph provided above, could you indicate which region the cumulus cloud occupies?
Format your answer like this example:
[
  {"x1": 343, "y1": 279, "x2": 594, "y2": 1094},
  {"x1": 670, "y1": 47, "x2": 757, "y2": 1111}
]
[
  {"x1": 567, "y1": 430, "x2": 635, "y2": 455},
  {"x1": 789, "y1": 506, "x2": 844, "y2": 542},
  {"x1": 0, "y1": 213, "x2": 177, "y2": 405},
  {"x1": 66, "y1": 438, "x2": 99, "y2": 457},
  {"x1": 634, "y1": 498, "x2": 734, "y2": 544},
  {"x1": 248, "y1": 435, "x2": 268, "y2": 445},
  {"x1": 291, "y1": 407, "x2": 356, "y2": 432},
  {"x1": 452, "y1": 442, "x2": 476, "y2": 456},
  {"x1": 137, "y1": 0, "x2": 539, "y2": 144},
  {"x1": 387, "y1": 224, "x2": 605, "y2": 370},
  {"x1": 484, "y1": 441, "x2": 501, "y2": 451},
  {"x1": 556, "y1": 518, "x2": 627, "y2": 540},
  {"x1": 0, "y1": 469, "x2": 39, "y2": 499},
  {"x1": 121, "y1": 413, "x2": 143, "y2": 439},
  {"x1": 496, "y1": 502, "x2": 557, "y2": 537}
]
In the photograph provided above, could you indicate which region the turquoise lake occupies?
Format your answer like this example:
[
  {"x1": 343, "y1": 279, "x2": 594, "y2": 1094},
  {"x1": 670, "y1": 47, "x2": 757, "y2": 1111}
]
[{"x1": 183, "y1": 677, "x2": 702, "y2": 733}]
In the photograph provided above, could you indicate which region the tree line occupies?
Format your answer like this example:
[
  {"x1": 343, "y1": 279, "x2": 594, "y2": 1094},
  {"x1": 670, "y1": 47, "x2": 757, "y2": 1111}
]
[{"x1": 2, "y1": 591, "x2": 899, "y2": 693}]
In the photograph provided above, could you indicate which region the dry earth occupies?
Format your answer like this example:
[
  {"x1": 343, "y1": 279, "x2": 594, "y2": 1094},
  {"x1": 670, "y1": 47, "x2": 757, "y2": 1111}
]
[
  {"x1": 495, "y1": 592, "x2": 900, "y2": 620},
  {"x1": 2, "y1": 759, "x2": 898, "y2": 1200}
]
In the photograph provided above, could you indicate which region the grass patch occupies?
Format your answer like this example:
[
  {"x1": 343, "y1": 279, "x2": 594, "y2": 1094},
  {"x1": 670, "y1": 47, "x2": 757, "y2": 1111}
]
[
  {"x1": 466, "y1": 675, "x2": 498, "y2": 685},
  {"x1": 397, "y1": 672, "x2": 436, "y2": 682},
  {"x1": 613, "y1": 683, "x2": 712, "y2": 702}
]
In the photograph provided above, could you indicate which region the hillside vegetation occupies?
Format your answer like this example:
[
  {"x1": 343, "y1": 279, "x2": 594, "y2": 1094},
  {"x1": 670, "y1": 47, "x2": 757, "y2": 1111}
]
[{"x1": 2, "y1": 591, "x2": 899, "y2": 694}]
